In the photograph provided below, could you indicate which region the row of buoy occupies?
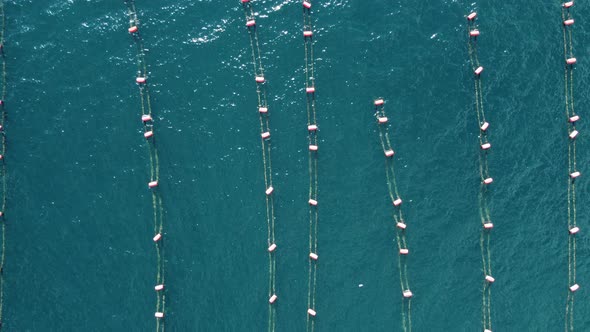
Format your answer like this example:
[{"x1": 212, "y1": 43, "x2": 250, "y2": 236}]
[
  {"x1": 125, "y1": 1, "x2": 167, "y2": 326},
  {"x1": 467, "y1": 12, "x2": 495, "y2": 332},
  {"x1": 561, "y1": 5, "x2": 581, "y2": 331},
  {"x1": 241, "y1": 1, "x2": 279, "y2": 330},
  {"x1": 373, "y1": 98, "x2": 414, "y2": 331},
  {"x1": 303, "y1": 1, "x2": 320, "y2": 327}
]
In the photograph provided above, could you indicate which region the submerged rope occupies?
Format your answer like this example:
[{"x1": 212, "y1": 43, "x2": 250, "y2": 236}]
[
  {"x1": 466, "y1": 12, "x2": 494, "y2": 332},
  {"x1": 240, "y1": 1, "x2": 277, "y2": 331},
  {"x1": 373, "y1": 100, "x2": 412, "y2": 331},
  {"x1": 302, "y1": 1, "x2": 319, "y2": 331},
  {"x1": 125, "y1": 2, "x2": 166, "y2": 330},
  {"x1": 0, "y1": 0, "x2": 6, "y2": 328},
  {"x1": 560, "y1": 2, "x2": 579, "y2": 331}
]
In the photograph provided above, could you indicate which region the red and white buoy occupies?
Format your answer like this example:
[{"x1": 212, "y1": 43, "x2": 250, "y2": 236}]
[
  {"x1": 483, "y1": 177, "x2": 493, "y2": 185},
  {"x1": 396, "y1": 222, "x2": 407, "y2": 230},
  {"x1": 399, "y1": 248, "x2": 409, "y2": 255},
  {"x1": 569, "y1": 130, "x2": 578, "y2": 139},
  {"x1": 303, "y1": 30, "x2": 313, "y2": 38},
  {"x1": 309, "y1": 199, "x2": 318, "y2": 206},
  {"x1": 393, "y1": 198, "x2": 402, "y2": 206},
  {"x1": 570, "y1": 284, "x2": 579, "y2": 292},
  {"x1": 569, "y1": 226, "x2": 580, "y2": 235},
  {"x1": 484, "y1": 222, "x2": 494, "y2": 229},
  {"x1": 485, "y1": 275, "x2": 495, "y2": 283},
  {"x1": 378, "y1": 117, "x2": 388, "y2": 124},
  {"x1": 256, "y1": 76, "x2": 265, "y2": 83},
  {"x1": 481, "y1": 142, "x2": 491, "y2": 150},
  {"x1": 153, "y1": 233, "x2": 162, "y2": 242},
  {"x1": 155, "y1": 284, "x2": 164, "y2": 291},
  {"x1": 564, "y1": 19, "x2": 574, "y2": 26},
  {"x1": 259, "y1": 107, "x2": 268, "y2": 113},
  {"x1": 569, "y1": 115, "x2": 579, "y2": 123},
  {"x1": 144, "y1": 131, "x2": 154, "y2": 139},
  {"x1": 467, "y1": 12, "x2": 477, "y2": 21},
  {"x1": 308, "y1": 124, "x2": 318, "y2": 131},
  {"x1": 303, "y1": 1, "x2": 311, "y2": 9},
  {"x1": 480, "y1": 121, "x2": 489, "y2": 131},
  {"x1": 261, "y1": 132, "x2": 271, "y2": 139},
  {"x1": 246, "y1": 19, "x2": 256, "y2": 27},
  {"x1": 403, "y1": 290, "x2": 413, "y2": 298},
  {"x1": 563, "y1": 1, "x2": 574, "y2": 8},
  {"x1": 136, "y1": 77, "x2": 147, "y2": 84},
  {"x1": 128, "y1": 26, "x2": 138, "y2": 34},
  {"x1": 268, "y1": 243, "x2": 277, "y2": 252},
  {"x1": 309, "y1": 252, "x2": 319, "y2": 260},
  {"x1": 269, "y1": 294, "x2": 278, "y2": 304},
  {"x1": 307, "y1": 308, "x2": 317, "y2": 316},
  {"x1": 266, "y1": 186, "x2": 274, "y2": 195},
  {"x1": 567, "y1": 57, "x2": 577, "y2": 65},
  {"x1": 309, "y1": 145, "x2": 318, "y2": 151},
  {"x1": 570, "y1": 171, "x2": 581, "y2": 179},
  {"x1": 469, "y1": 29, "x2": 480, "y2": 37},
  {"x1": 142, "y1": 114, "x2": 153, "y2": 122},
  {"x1": 155, "y1": 312, "x2": 164, "y2": 318},
  {"x1": 374, "y1": 99, "x2": 384, "y2": 106},
  {"x1": 475, "y1": 66, "x2": 484, "y2": 75},
  {"x1": 306, "y1": 87, "x2": 315, "y2": 94},
  {"x1": 148, "y1": 180, "x2": 158, "y2": 188},
  {"x1": 385, "y1": 150, "x2": 395, "y2": 157}
]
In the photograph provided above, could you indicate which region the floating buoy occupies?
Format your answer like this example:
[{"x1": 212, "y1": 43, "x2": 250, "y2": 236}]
[
  {"x1": 309, "y1": 199, "x2": 318, "y2": 206},
  {"x1": 255, "y1": 76, "x2": 265, "y2": 83},
  {"x1": 266, "y1": 186, "x2": 274, "y2": 195},
  {"x1": 309, "y1": 252, "x2": 319, "y2": 260},
  {"x1": 155, "y1": 284, "x2": 164, "y2": 291},
  {"x1": 481, "y1": 142, "x2": 491, "y2": 150},
  {"x1": 469, "y1": 29, "x2": 480, "y2": 37},
  {"x1": 246, "y1": 19, "x2": 256, "y2": 27},
  {"x1": 153, "y1": 233, "x2": 162, "y2": 242},
  {"x1": 484, "y1": 222, "x2": 494, "y2": 229},
  {"x1": 261, "y1": 132, "x2": 271, "y2": 139},
  {"x1": 142, "y1": 114, "x2": 153, "y2": 122},
  {"x1": 309, "y1": 145, "x2": 318, "y2": 151},
  {"x1": 307, "y1": 308, "x2": 317, "y2": 316},
  {"x1": 564, "y1": 19, "x2": 575, "y2": 26},
  {"x1": 484, "y1": 329, "x2": 492, "y2": 332},
  {"x1": 155, "y1": 312, "x2": 164, "y2": 318},
  {"x1": 480, "y1": 121, "x2": 489, "y2": 131},
  {"x1": 467, "y1": 12, "x2": 477, "y2": 21},
  {"x1": 259, "y1": 107, "x2": 268, "y2": 113},
  {"x1": 396, "y1": 222, "x2": 407, "y2": 230},
  {"x1": 303, "y1": 1, "x2": 311, "y2": 9},
  {"x1": 128, "y1": 26, "x2": 138, "y2": 33},
  {"x1": 570, "y1": 171, "x2": 581, "y2": 179},
  {"x1": 374, "y1": 99, "x2": 384, "y2": 106},
  {"x1": 569, "y1": 130, "x2": 578, "y2": 139},
  {"x1": 485, "y1": 275, "x2": 495, "y2": 283},
  {"x1": 399, "y1": 248, "x2": 409, "y2": 255},
  {"x1": 269, "y1": 294, "x2": 278, "y2": 304},
  {"x1": 475, "y1": 66, "x2": 484, "y2": 75},
  {"x1": 566, "y1": 57, "x2": 577, "y2": 65},
  {"x1": 0, "y1": 155, "x2": 4, "y2": 160},
  {"x1": 144, "y1": 130, "x2": 154, "y2": 139},
  {"x1": 303, "y1": 30, "x2": 313, "y2": 38},
  {"x1": 378, "y1": 117, "x2": 388, "y2": 124},
  {"x1": 385, "y1": 149, "x2": 395, "y2": 157},
  {"x1": 0, "y1": 211, "x2": 3, "y2": 217},
  {"x1": 308, "y1": 124, "x2": 318, "y2": 131},
  {"x1": 483, "y1": 177, "x2": 493, "y2": 185},
  {"x1": 570, "y1": 284, "x2": 580, "y2": 292},
  {"x1": 569, "y1": 115, "x2": 580, "y2": 123},
  {"x1": 393, "y1": 198, "x2": 402, "y2": 206},
  {"x1": 569, "y1": 226, "x2": 580, "y2": 234},
  {"x1": 241, "y1": 0, "x2": 250, "y2": 2},
  {"x1": 268, "y1": 243, "x2": 277, "y2": 252},
  {"x1": 403, "y1": 290, "x2": 413, "y2": 298},
  {"x1": 148, "y1": 180, "x2": 158, "y2": 188},
  {"x1": 306, "y1": 87, "x2": 315, "y2": 94},
  {"x1": 136, "y1": 77, "x2": 147, "y2": 84}
]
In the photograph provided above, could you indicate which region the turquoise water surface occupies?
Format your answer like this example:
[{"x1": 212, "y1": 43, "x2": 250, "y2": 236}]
[{"x1": 3, "y1": 0, "x2": 590, "y2": 330}]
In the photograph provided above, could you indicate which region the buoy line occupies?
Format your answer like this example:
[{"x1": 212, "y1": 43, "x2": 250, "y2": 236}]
[
  {"x1": 373, "y1": 99, "x2": 412, "y2": 332},
  {"x1": 125, "y1": 1, "x2": 167, "y2": 329},
  {"x1": 0, "y1": 1, "x2": 7, "y2": 328},
  {"x1": 467, "y1": 12, "x2": 494, "y2": 332},
  {"x1": 302, "y1": 1, "x2": 320, "y2": 330},
  {"x1": 560, "y1": 2, "x2": 580, "y2": 330},
  {"x1": 240, "y1": 1, "x2": 278, "y2": 331}
]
